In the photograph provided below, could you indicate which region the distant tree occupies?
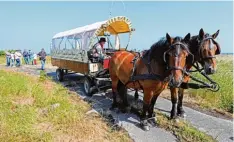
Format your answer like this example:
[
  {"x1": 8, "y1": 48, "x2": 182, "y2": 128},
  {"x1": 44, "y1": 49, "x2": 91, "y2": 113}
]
[{"x1": 0, "y1": 50, "x2": 5, "y2": 56}]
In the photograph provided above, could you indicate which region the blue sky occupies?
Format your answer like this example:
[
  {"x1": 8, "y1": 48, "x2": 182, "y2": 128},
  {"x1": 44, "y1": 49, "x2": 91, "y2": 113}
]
[{"x1": 0, "y1": 1, "x2": 233, "y2": 53}]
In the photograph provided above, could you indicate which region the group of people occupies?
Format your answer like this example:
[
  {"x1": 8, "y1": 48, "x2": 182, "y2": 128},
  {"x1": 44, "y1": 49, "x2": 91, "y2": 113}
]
[
  {"x1": 22, "y1": 49, "x2": 38, "y2": 65},
  {"x1": 5, "y1": 51, "x2": 22, "y2": 67},
  {"x1": 5, "y1": 48, "x2": 47, "y2": 70}
]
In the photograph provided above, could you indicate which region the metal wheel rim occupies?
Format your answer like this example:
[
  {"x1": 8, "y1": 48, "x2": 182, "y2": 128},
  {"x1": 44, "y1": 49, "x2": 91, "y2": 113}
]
[{"x1": 84, "y1": 79, "x2": 90, "y2": 94}]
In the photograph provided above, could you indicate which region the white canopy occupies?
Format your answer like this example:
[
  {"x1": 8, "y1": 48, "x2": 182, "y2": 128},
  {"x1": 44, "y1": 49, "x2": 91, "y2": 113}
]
[
  {"x1": 52, "y1": 21, "x2": 107, "y2": 39},
  {"x1": 52, "y1": 16, "x2": 133, "y2": 39}
]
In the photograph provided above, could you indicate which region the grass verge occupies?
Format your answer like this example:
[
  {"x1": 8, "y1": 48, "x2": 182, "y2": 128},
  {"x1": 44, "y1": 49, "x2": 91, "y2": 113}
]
[
  {"x1": 0, "y1": 69, "x2": 131, "y2": 142},
  {"x1": 156, "y1": 111, "x2": 216, "y2": 142},
  {"x1": 188, "y1": 55, "x2": 233, "y2": 113}
]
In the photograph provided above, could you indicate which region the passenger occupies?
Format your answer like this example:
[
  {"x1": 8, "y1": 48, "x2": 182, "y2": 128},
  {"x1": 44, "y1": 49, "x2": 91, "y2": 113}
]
[
  {"x1": 92, "y1": 37, "x2": 106, "y2": 62},
  {"x1": 38, "y1": 48, "x2": 47, "y2": 70}
]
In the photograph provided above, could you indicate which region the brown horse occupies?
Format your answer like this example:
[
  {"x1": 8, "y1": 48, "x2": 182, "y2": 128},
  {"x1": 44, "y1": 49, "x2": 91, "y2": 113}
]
[
  {"x1": 109, "y1": 33, "x2": 193, "y2": 130},
  {"x1": 170, "y1": 28, "x2": 221, "y2": 119}
]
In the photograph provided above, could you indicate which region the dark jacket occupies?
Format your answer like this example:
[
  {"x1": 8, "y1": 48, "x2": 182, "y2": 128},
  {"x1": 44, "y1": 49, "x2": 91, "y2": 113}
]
[{"x1": 38, "y1": 50, "x2": 47, "y2": 60}]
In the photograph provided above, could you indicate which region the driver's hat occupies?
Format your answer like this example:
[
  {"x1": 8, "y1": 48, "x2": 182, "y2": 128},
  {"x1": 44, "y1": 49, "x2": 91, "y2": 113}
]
[{"x1": 99, "y1": 37, "x2": 106, "y2": 42}]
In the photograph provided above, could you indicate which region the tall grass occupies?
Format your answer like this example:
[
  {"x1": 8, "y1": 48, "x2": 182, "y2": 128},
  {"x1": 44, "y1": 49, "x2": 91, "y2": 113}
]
[
  {"x1": 0, "y1": 70, "x2": 130, "y2": 141},
  {"x1": 189, "y1": 55, "x2": 233, "y2": 113}
]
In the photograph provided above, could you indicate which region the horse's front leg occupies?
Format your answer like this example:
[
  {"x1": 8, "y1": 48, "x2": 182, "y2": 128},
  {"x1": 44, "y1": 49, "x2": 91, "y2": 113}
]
[
  {"x1": 177, "y1": 88, "x2": 186, "y2": 118},
  {"x1": 140, "y1": 90, "x2": 153, "y2": 131},
  {"x1": 147, "y1": 94, "x2": 159, "y2": 127},
  {"x1": 170, "y1": 87, "x2": 178, "y2": 119}
]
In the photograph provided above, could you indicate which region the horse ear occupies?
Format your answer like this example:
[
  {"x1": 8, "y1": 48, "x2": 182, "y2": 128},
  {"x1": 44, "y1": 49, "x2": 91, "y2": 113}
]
[
  {"x1": 212, "y1": 30, "x2": 220, "y2": 39},
  {"x1": 184, "y1": 33, "x2": 191, "y2": 43},
  {"x1": 199, "y1": 28, "x2": 205, "y2": 39},
  {"x1": 166, "y1": 33, "x2": 172, "y2": 44}
]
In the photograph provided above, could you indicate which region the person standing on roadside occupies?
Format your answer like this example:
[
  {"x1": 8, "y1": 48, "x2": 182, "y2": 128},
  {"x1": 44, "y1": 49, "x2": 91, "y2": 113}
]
[
  {"x1": 28, "y1": 50, "x2": 33, "y2": 65},
  {"x1": 5, "y1": 51, "x2": 11, "y2": 66},
  {"x1": 38, "y1": 48, "x2": 46, "y2": 70},
  {"x1": 33, "y1": 53, "x2": 37, "y2": 65},
  {"x1": 10, "y1": 52, "x2": 15, "y2": 67},
  {"x1": 15, "y1": 51, "x2": 22, "y2": 67},
  {"x1": 23, "y1": 49, "x2": 29, "y2": 64}
]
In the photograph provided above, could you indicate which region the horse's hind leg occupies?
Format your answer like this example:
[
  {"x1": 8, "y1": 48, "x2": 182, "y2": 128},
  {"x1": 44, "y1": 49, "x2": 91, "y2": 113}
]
[
  {"x1": 110, "y1": 77, "x2": 118, "y2": 110},
  {"x1": 117, "y1": 80, "x2": 130, "y2": 113}
]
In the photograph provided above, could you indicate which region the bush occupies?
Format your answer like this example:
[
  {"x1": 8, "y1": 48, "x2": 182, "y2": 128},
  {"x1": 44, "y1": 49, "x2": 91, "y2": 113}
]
[{"x1": 0, "y1": 50, "x2": 5, "y2": 56}]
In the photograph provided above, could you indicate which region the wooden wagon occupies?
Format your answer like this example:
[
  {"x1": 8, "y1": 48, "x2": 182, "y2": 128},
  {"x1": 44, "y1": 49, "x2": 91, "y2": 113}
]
[{"x1": 51, "y1": 16, "x2": 135, "y2": 95}]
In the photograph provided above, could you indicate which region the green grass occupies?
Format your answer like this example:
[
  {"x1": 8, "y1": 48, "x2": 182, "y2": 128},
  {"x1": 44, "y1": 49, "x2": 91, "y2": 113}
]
[
  {"x1": 0, "y1": 56, "x2": 5, "y2": 64},
  {"x1": 0, "y1": 69, "x2": 130, "y2": 142},
  {"x1": 188, "y1": 55, "x2": 233, "y2": 113},
  {"x1": 157, "y1": 111, "x2": 216, "y2": 142}
]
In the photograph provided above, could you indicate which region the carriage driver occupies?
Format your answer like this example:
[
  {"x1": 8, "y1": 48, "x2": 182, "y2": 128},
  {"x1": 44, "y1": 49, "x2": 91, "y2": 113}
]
[{"x1": 92, "y1": 37, "x2": 106, "y2": 61}]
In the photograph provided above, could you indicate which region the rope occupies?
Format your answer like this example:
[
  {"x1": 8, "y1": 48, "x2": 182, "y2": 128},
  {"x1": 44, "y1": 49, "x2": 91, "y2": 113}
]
[{"x1": 109, "y1": 0, "x2": 126, "y2": 19}]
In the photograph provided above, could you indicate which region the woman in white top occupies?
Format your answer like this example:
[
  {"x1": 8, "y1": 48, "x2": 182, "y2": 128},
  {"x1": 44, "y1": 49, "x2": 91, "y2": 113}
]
[{"x1": 33, "y1": 53, "x2": 37, "y2": 65}]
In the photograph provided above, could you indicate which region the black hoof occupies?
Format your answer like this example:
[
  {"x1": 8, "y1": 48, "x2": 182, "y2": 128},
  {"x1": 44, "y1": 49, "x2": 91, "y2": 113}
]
[
  {"x1": 148, "y1": 118, "x2": 157, "y2": 127},
  {"x1": 140, "y1": 120, "x2": 150, "y2": 131},
  {"x1": 170, "y1": 114, "x2": 177, "y2": 120},
  {"x1": 177, "y1": 112, "x2": 186, "y2": 118},
  {"x1": 110, "y1": 103, "x2": 118, "y2": 110},
  {"x1": 120, "y1": 106, "x2": 131, "y2": 113}
]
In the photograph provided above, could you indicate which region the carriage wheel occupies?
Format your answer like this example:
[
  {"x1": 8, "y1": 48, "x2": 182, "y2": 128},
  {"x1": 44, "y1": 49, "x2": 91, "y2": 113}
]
[
  {"x1": 56, "y1": 68, "x2": 64, "y2": 82},
  {"x1": 83, "y1": 76, "x2": 92, "y2": 96}
]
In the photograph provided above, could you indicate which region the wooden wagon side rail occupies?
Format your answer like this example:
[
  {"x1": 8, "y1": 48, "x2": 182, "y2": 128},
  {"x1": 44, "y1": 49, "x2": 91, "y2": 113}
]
[{"x1": 51, "y1": 58, "x2": 89, "y2": 74}]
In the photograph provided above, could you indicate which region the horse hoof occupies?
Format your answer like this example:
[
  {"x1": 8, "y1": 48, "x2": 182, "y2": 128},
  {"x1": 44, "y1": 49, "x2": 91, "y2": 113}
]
[
  {"x1": 170, "y1": 115, "x2": 177, "y2": 120},
  {"x1": 142, "y1": 125, "x2": 150, "y2": 131},
  {"x1": 148, "y1": 118, "x2": 157, "y2": 127},
  {"x1": 178, "y1": 113, "x2": 187, "y2": 118},
  {"x1": 120, "y1": 106, "x2": 131, "y2": 113},
  {"x1": 140, "y1": 120, "x2": 150, "y2": 131},
  {"x1": 110, "y1": 103, "x2": 117, "y2": 110}
]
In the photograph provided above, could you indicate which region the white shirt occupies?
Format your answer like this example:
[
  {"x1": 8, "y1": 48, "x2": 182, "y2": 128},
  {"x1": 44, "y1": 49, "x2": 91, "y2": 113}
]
[
  {"x1": 15, "y1": 52, "x2": 21, "y2": 60},
  {"x1": 33, "y1": 54, "x2": 37, "y2": 59},
  {"x1": 10, "y1": 54, "x2": 15, "y2": 59}
]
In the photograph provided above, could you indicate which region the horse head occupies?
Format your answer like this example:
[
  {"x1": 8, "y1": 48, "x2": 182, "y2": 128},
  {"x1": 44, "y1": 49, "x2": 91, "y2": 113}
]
[
  {"x1": 196, "y1": 28, "x2": 221, "y2": 74},
  {"x1": 164, "y1": 33, "x2": 193, "y2": 87}
]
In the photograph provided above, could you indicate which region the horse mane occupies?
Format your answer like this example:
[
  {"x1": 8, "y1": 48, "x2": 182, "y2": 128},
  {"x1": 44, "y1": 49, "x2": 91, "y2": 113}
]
[
  {"x1": 143, "y1": 37, "x2": 169, "y2": 64},
  {"x1": 144, "y1": 36, "x2": 187, "y2": 64}
]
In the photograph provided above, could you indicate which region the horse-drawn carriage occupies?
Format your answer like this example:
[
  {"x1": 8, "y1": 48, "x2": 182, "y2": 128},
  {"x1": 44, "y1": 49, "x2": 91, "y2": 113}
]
[
  {"x1": 51, "y1": 16, "x2": 222, "y2": 130},
  {"x1": 51, "y1": 16, "x2": 135, "y2": 96}
]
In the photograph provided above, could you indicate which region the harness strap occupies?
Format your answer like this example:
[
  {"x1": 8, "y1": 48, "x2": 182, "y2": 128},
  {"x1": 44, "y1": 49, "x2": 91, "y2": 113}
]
[{"x1": 130, "y1": 74, "x2": 164, "y2": 81}]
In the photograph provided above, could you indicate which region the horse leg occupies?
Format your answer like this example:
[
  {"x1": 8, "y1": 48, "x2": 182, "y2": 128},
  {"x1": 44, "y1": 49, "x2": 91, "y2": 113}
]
[
  {"x1": 177, "y1": 88, "x2": 186, "y2": 118},
  {"x1": 140, "y1": 90, "x2": 153, "y2": 131},
  {"x1": 118, "y1": 81, "x2": 130, "y2": 113},
  {"x1": 110, "y1": 79, "x2": 118, "y2": 110},
  {"x1": 170, "y1": 88, "x2": 178, "y2": 119},
  {"x1": 147, "y1": 95, "x2": 158, "y2": 127}
]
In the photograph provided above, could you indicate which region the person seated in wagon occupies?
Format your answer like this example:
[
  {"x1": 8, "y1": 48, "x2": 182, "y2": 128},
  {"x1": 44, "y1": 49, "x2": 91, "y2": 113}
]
[{"x1": 90, "y1": 37, "x2": 107, "y2": 62}]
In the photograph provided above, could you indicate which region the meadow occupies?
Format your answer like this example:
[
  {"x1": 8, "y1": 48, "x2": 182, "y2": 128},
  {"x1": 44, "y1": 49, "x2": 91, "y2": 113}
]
[
  {"x1": 0, "y1": 69, "x2": 130, "y2": 141},
  {"x1": 187, "y1": 55, "x2": 233, "y2": 113}
]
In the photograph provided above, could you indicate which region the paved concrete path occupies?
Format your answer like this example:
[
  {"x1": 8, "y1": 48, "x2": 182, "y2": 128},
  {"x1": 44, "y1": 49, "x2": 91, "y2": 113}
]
[{"x1": 1, "y1": 64, "x2": 233, "y2": 142}]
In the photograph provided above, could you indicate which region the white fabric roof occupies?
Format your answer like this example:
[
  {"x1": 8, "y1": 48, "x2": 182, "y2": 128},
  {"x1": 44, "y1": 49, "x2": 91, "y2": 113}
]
[{"x1": 52, "y1": 20, "x2": 107, "y2": 39}]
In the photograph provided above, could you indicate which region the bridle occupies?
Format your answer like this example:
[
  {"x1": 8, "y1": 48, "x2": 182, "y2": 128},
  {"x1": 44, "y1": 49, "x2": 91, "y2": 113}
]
[
  {"x1": 164, "y1": 41, "x2": 194, "y2": 72},
  {"x1": 198, "y1": 36, "x2": 217, "y2": 60}
]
